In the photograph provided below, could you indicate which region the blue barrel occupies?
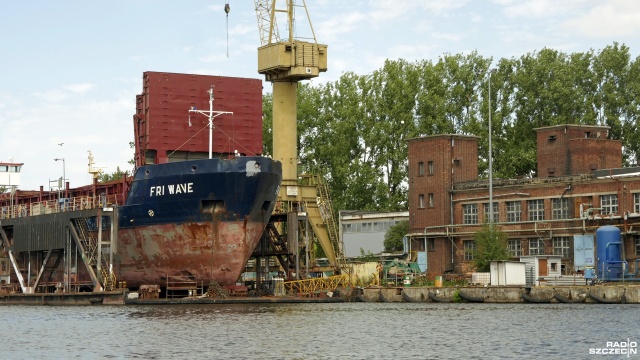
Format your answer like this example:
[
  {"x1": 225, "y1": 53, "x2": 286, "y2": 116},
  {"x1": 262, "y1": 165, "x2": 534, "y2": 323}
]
[{"x1": 596, "y1": 226, "x2": 622, "y2": 280}]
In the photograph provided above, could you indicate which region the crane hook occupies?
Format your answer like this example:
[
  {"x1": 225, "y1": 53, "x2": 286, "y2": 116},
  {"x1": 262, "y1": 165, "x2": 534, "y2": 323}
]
[{"x1": 224, "y1": 1, "x2": 230, "y2": 57}]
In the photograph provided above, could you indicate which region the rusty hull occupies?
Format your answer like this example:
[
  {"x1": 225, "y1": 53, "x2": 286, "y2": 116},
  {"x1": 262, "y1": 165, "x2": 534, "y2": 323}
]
[{"x1": 116, "y1": 219, "x2": 267, "y2": 288}]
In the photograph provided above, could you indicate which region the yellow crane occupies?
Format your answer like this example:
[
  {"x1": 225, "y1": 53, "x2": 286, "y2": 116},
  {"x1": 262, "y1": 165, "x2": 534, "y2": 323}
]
[{"x1": 251, "y1": 0, "x2": 345, "y2": 273}]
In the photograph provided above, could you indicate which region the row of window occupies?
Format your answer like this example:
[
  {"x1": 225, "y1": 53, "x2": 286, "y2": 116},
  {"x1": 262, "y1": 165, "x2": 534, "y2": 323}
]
[
  {"x1": 0, "y1": 165, "x2": 21, "y2": 173},
  {"x1": 457, "y1": 194, "x2": 627, "y2": 224},
  {"x1": 342, "y1": 221, "x2": 403, "y2": 233},
  {"x1": 418, "y1": 161, "x2": 434, "y2": 176},
  {"x1": 463, "y1": 237, "x2": 574, "y2": 260},
  {"x1": 463, "y1": 236, "x2": 640, "y2": 260}
]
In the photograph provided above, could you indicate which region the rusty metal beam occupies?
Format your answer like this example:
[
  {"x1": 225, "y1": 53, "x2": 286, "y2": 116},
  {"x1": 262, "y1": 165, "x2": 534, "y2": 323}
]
[
  {"x1": 7, "y1": 250, "x2": 26, "y2": 293},
  {"x1": 68, "y1": 219, "x2": 103, "y2": 292},
  {"x1": 0, "y1": 227, "x2": 26, "y2": 293},
  {"x1": 32, "y1": 248, "x2": 52, "y2": 289}
]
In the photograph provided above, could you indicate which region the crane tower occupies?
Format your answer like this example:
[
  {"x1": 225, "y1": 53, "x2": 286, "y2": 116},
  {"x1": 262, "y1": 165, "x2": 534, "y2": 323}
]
[{"x1": 252, "y1": 1, "x2": 344, "y2": 273}]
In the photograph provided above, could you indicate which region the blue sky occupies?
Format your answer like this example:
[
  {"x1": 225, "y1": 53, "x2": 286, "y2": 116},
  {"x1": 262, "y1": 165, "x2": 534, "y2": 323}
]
[{"x1": 2, "y1": 0, "x2": 640, "y2": 190}]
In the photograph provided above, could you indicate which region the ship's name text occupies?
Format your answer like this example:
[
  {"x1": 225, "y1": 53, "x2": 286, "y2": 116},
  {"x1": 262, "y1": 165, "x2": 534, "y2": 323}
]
[{"x1": 150, "y1": 183, "x2": 194, "y2": 197}]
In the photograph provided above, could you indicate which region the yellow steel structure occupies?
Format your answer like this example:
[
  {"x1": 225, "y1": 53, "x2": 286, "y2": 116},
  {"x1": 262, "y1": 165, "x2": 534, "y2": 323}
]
[
  {"x1": 281, "y1": 274, "x2": 350, "y2": 296},
  {"x1": 252, "y1": 1, "x2": 345, "y2": 272}
]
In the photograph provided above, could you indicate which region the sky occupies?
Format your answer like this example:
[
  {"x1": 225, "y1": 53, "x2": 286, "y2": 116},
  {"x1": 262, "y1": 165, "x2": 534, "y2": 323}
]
[{"x1": 1, "y1": 0, "x2": 640, "y2": 190}]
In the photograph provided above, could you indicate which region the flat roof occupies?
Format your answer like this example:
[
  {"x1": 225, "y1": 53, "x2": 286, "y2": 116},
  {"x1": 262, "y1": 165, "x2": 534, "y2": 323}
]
[{"x1": 533, "y1": 124, "x2": 610, "y2": 132}]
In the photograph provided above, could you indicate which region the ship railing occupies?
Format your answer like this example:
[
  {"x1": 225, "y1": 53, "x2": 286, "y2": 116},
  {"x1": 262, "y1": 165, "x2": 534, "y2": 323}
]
[
  {"x1": 0, "y1": 195, "x2": 104, "y2": 220},
  {"x1": 0, "y1": 204, "x2": 28, "y2": 219}
]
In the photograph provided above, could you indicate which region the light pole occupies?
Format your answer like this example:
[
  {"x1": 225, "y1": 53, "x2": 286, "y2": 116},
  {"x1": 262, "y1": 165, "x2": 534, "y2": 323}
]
[
  {"x1": 54, "y1": 158, "x2": 65, "y2": 198},
  {"x1": 488, "y1": 69, "x2": 496, "y2": 226}
]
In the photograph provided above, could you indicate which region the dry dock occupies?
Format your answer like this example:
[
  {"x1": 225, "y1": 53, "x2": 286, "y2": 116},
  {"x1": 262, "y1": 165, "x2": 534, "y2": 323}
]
[{"x1": 0, "y1": 290, "x2": 127, "y2": 305}]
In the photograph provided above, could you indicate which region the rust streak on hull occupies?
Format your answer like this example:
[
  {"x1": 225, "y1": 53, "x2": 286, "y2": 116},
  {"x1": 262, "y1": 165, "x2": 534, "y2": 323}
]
[{"x1": 117, "y1": 221, "x2": 267, "y2": 287}]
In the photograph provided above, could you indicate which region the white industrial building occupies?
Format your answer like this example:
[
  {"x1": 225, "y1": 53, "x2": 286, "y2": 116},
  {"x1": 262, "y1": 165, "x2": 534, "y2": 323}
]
[{"x1": 339, "y1": 210, "x2": 409, "y2": 258}]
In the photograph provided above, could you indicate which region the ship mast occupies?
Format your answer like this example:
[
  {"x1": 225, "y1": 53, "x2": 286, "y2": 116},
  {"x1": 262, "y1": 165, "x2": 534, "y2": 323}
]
[{"x1": 188, "y1": 86, "x2": 233, "y2": 159}]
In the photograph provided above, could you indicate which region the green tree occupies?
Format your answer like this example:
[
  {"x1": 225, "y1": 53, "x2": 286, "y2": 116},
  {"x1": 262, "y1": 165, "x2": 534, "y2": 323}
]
[
  {"x1": 261, "y1": 92, "x2": 273, "y2": 156},
  {"x1": 472, "y1": 223, "x2": 510, "y2": 272},
  {"x1": 359, "y1": 248, "x2": 377, "y2": 261},
  {"x1": 128, "y1": 141, "x2": 135, "y2": 166},
  {"x1": 98, "y1": 166, "x2": 128, "y2": 183},
  {"x1": 262, "y1": 43, "x2": 638, "y2": 214},
  {"x1": 384, "y1": 220, "x2": 409, "y2": 252}
]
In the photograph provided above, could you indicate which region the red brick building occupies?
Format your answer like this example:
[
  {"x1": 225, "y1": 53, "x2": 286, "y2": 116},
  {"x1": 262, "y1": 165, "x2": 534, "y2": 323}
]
[{"x1": 406, "y1": 124, "x2": 640, "y2": 279}]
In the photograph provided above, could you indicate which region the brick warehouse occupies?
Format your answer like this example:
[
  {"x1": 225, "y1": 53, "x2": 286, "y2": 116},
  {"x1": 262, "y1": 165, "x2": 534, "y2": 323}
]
[{"x1": 406, "y1": 124, "x2": 640, "y2": 279}]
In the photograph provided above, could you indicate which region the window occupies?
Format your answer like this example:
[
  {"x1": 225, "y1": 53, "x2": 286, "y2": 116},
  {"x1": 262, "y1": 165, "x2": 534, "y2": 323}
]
[
  {"x1": 463, "y1": 240, "x2": 476, "y2": 261},
  {"x1": 635, "y1": 236, "x2": 640, "y2": 256},
  {"x1": 552, "y1": 198, "x2": 571, "y2": 219},
  {"x1": 506, "y1": 201, "x2": 521, "y2": 222},
  {"x1": 600, "y1": 194, "x2": 618, "y2": 215},
  {"x1": 428, "y1": 161, "x2": 434, "y2": 175},
  {"x1": 635, "y1": 193, "x2": 640, "y2": 213},
  {"x1": 552, "y1": 236, "x2": 570, "y2": 258},
  {"x1": 343, "y1": 224, "x2": 352, "y2": 233},
  {"x1": 463, "y1": 204, "x2": 478, "y2": 224},
  {"x1": 550, "y1": 262, "x2": 558, "y2": 271},
  {"x1": 529, "y1": 238, "x2": 544, "y2": 255},
  {"x1": 428, "y1": 193, "x2": 434, "y2": 208},
  {"x1": 508, "y1": 239, "x2": 522, "y2": 257},
  {"x1": 427, "y1": 238, "x2": 435, "y2": 251},
  {"x1": 418, "y1": 162, "x2": 424, "y2": 176},
  {"x1": 419, "y1": 194, "x2": 425, "y2": 209},
  {"x1": 483, "y1": 202, "x2": 498, "y2": 223},
  {"x1": 528, "y1": 199, "x2": 544, "y2": 221}
]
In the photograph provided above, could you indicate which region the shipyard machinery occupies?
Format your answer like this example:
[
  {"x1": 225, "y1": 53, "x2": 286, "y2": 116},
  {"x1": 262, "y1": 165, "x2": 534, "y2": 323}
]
[{"x1": 249, "y1": 1, "x2": 346, "y2": 276}]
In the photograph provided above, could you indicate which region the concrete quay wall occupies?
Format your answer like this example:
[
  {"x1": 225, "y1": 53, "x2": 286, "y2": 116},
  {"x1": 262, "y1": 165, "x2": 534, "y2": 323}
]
[{"x1": 360, "y1": 285, "x2": 640, "y2": 303}]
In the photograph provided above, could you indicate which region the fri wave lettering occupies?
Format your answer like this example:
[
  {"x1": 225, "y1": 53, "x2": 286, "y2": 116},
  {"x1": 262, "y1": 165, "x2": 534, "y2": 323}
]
[{"x1": 149, "y1": 183, "x2": 194, "y2": 197}]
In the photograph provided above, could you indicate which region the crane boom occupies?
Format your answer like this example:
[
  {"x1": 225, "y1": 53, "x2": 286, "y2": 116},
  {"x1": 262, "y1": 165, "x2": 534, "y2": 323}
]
[{"x1": 254, "y1": 0, "x2": 280, "y2": 46}]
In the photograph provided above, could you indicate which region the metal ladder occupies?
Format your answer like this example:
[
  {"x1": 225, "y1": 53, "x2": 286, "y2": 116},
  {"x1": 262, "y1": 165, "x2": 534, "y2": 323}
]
[
  {"x1": 73, "y1": 217, "x2": 116, "y2": 290},
  {"x1": 301, "y1": 174, "x2": 346, "y2": 270}
]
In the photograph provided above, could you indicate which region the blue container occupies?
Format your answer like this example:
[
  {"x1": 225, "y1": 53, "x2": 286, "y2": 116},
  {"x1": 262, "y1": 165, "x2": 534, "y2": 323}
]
[
  {"x1": 596, "y1": 226, "x2": 622, "y2": 280},
  {"x1": 584, "y1": 268, "x2": 596, "y2": 279}
]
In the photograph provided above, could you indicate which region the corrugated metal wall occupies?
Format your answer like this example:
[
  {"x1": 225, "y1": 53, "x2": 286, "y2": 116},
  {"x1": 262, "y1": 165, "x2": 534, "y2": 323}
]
[
  {"x1": 135, "y1": 72, "x2": 264, "y2": 166},
  {"x1": 13, "y1": 221, "x2": 65, "y2": 252},
  {"x1": 11, "y1": 215, "x2": 66, "y2": 252},
  {"x1": 2, "y1": 209, "x2": 104, "y2": 253}
]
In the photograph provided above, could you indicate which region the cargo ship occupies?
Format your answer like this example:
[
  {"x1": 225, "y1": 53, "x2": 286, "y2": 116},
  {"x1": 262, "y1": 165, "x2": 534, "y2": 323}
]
[{"x1": 0, "y1": 72, "x2": 281, "y2": 293}]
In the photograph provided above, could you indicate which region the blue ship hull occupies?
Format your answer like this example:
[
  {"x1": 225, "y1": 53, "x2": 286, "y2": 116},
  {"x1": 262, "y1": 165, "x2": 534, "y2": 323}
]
[{"x1": 115, "y1": 156, "x2": 282, "y2": 287}]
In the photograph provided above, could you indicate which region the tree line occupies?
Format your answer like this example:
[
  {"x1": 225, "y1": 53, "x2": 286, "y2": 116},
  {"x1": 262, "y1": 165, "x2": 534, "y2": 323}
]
[{"x1": 262, "y1": 43, "x2": 640, "y2": 213}]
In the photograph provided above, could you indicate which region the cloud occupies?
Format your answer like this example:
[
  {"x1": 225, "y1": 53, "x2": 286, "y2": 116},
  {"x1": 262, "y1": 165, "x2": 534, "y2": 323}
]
[
  {"x1": 63, "y1": 83, "x2": 95, "y2": 93},
  {"x1": 1, "y1": 93, "x2": 134, "y2": 190},
  {"x1": 562, "y1": 1, "x2": 640, "y2": 38},
  {"x1": 433, "y1": 32, "x2": 465, "y2": 42},
  {"x1": 316, "y1": 11, "x2": 367, "y2": 42},
  {"x1": 495, "y1": 0, "x2": 583, "y2": 19},
  {"x1": 198, "y1": 53, "x2": 229, "y2": 63},
  {"x1": 33, "y1": 89, "x2": 69, "y2": 103},
  {"x1": 230, "y1": 24, "x2": 254, "y2": 36}
]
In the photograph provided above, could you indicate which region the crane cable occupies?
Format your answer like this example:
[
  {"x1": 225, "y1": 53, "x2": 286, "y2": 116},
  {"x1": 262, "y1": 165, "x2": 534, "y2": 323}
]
[{"x1": 224, "y1": 1, "x2": 230, "y2": 57}]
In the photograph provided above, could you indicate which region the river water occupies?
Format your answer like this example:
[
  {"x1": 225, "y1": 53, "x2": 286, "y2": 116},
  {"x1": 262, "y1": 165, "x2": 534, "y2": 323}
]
[{"x1": 1, "y1": 302, "x2": 637, "y2": 359}]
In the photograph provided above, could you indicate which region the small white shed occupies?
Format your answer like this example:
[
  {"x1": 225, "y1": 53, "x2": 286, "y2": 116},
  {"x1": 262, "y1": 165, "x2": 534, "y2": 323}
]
[
  {"x1": 520, "y1": 255, "x2": 562, "y2": 286},
  {"x1": 489, "y1": 261, "x2": 526, "y2": 286}
]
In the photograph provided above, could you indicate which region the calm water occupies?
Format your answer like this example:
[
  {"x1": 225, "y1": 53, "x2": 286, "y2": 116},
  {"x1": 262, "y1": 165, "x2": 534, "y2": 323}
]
[{"x1": 0, "y1": 302, "x2": 638, "y2": 359}]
